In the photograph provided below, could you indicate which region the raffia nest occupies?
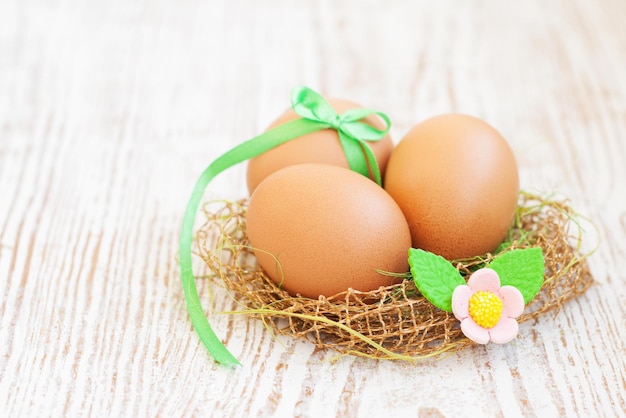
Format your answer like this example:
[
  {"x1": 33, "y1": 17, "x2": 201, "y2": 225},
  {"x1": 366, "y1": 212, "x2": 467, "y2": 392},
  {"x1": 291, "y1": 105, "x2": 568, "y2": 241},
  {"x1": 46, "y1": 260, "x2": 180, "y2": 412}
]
[{"x1": 196, "y1": 192, "x2": 594, "y2": 360}]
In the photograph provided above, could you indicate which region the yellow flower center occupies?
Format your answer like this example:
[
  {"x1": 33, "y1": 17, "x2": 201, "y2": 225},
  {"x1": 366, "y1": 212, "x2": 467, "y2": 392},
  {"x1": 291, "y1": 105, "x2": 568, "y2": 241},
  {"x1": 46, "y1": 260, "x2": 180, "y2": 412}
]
[{"x1": 468, "y1": 291, "x2": 503, "y2": 329}]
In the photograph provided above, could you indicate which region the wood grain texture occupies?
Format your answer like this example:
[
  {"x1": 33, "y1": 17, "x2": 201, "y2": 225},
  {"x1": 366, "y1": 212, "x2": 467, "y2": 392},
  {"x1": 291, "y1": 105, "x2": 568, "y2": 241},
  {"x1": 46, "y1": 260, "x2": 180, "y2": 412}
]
[{"x1": 0, "y1": 0, "x2": 624, "y2": 417}]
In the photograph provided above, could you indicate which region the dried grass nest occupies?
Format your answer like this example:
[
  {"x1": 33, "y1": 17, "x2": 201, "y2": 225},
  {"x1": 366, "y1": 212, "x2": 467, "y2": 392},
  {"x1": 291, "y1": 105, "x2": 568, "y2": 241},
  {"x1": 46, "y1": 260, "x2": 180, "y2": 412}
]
[{"x1": 196, "y1": 192, "x2": 595, "y2": 361}]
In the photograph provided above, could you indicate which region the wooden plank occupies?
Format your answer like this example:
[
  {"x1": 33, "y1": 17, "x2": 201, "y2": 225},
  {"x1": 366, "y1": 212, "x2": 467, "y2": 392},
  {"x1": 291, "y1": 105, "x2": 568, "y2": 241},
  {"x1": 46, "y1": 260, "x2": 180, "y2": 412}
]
[{"x1": 0, "y1": 0, "x2": 624, "y2": 416}]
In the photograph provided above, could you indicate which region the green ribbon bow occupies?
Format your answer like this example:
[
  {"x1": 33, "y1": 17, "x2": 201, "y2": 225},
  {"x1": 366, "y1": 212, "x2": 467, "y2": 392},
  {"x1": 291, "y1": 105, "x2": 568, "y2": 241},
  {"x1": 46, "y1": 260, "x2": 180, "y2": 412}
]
[
  {"x1": 179, "y1": 86, "x2": 391, "y2": 366},
  {"x1": 290, "y1": 88, "x2": 391, "y2": 184}
]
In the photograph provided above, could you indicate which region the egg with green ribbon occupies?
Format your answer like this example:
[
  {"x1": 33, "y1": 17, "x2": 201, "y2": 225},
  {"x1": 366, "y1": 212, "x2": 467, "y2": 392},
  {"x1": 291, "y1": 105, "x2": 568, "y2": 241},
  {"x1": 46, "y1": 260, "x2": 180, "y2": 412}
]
[{"x1": 246, "y1": 89, "x2": 393, "y2": 193}]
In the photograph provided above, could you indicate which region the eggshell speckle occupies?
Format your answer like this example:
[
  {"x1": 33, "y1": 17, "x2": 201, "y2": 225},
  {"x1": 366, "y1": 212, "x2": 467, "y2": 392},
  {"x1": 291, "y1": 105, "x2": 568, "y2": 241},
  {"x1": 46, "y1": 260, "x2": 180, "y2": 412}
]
[
  {"x1": 384, "y1": 114, "x2": 519, "y2": 260},
  {"x1": 246, "y1": 164, "x2": 411, "y2": 299},
  {"x1": 246, "y1": 98, "x2": 393, "y2": 194}
]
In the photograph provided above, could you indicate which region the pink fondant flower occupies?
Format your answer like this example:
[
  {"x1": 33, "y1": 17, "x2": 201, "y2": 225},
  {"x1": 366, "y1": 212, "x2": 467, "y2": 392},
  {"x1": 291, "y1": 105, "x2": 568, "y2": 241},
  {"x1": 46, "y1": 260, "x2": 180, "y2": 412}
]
[{"x1": 452, "y1": 268, "x2": 525, "y2": 344}]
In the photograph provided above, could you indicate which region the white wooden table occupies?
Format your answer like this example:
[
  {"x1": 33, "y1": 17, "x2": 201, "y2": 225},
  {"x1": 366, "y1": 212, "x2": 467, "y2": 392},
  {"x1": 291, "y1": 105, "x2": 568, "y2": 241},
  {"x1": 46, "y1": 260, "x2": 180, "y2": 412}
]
[{"x1": 1, "y1": 1, "x2": 624, "y2": 416}]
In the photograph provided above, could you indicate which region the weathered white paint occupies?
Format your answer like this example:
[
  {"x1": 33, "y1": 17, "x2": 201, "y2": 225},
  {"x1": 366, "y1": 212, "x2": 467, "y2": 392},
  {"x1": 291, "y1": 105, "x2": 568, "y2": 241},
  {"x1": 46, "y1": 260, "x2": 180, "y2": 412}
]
[{"x1": 0, "y1": 0, "x2": 624, "y2": 417}]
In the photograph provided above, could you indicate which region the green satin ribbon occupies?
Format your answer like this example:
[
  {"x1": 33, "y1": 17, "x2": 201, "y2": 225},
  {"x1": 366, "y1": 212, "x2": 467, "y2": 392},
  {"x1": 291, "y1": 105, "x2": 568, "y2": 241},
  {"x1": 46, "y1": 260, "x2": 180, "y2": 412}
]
[{"x1": 179, "y1": 86, "x2": 391, "y2": 366}]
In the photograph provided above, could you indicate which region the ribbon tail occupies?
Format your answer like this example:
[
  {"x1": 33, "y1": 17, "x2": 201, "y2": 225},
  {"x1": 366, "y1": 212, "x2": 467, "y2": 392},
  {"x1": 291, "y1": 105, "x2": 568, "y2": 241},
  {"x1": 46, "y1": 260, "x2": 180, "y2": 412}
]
[
  {"x1": 179, "y1": 118, "x2": 326, "y2": 366},
  {"x1": 337, "y1": 132, "x2": 382, "y2": 186},
  {"x1": 180, "y1": 175, "x2": 240, "y2": 366},
  {"x1": 337, "y1": 131, "x2": 370, "y2": 180},
  {"x1": 359, "y1": 140, "x2": 383, "y2": 186}
]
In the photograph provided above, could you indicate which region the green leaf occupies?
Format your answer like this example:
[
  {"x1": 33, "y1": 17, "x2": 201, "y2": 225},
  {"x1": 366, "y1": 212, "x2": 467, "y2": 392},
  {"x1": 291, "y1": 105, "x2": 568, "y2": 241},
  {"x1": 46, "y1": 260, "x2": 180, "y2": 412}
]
[
  {"x1": 489, "y1": 247, "x2": 545, "y2": 304},
  {"x1": 408, "y1": 248, "x2": 466, "y2": 312}
]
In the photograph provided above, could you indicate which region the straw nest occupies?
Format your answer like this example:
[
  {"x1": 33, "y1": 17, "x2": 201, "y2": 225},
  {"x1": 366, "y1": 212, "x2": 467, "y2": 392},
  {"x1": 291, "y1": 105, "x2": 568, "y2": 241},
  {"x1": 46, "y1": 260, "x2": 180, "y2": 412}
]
[{"x1": 196, "y1": 192, "x2": 594, "y2": 360}]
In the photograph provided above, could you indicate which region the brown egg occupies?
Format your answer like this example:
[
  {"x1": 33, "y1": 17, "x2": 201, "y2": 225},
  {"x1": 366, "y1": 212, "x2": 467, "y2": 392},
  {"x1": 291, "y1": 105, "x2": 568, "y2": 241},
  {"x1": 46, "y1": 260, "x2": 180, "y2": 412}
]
[
  {"x1": 384, "y1": 114, "x2": 519, "y2": 260},
  {"x1": 246, "y1": 98, "x2": 393, "y2": 194},
  {"x1": 246, "y1": 164, "x2": 411, "y2": 299}
]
